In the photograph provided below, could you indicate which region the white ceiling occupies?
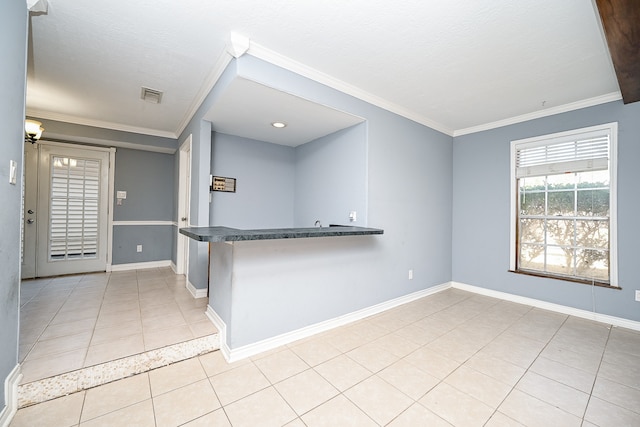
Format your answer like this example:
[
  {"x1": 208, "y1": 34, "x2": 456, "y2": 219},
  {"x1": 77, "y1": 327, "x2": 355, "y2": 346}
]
[
  {"x1": 25, "y1": 0, "x2": 620, "y2": 143},
  {"x1": 203, "y1": 78, "x2": 364, "y2": 147}
]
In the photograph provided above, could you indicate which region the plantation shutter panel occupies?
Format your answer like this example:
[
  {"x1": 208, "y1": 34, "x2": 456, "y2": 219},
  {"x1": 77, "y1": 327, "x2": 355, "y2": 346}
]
[{"x1": 49, "y1": 156, "x2": 101, "y2": 260}]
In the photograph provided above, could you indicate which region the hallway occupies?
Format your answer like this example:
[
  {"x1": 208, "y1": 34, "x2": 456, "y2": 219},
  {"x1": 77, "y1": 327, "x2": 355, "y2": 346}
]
[{"x1": 19, "y1": 267, "x2": 217, "y2": 388}]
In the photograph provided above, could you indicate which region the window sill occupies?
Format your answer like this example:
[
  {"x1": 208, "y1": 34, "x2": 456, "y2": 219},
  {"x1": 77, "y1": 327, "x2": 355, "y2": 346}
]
[{"x1": 508, "y1": 269, "x2": 620, "y2": 290}]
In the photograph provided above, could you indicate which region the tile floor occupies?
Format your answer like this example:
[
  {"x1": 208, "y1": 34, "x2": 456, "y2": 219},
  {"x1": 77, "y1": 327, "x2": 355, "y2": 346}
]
[
  {"x1": 12, "y1": 286, "x2": 640, "y2": 426},
  {"x1": 19, "y1": 268, "x2": 216, "y2": 384}
]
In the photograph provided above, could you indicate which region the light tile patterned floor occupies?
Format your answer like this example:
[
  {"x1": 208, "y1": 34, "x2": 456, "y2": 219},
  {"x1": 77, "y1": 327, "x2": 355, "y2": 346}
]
[
  {"x1": 12, "y1": 286, "x2": 640, "y2": 426},
  {"x1": 19, "y1": 268, "x2": 216, "y2": 384}
]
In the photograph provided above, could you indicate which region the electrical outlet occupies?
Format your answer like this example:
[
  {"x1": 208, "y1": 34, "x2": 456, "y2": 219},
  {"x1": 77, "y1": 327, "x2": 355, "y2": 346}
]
[
  {"x1": 349, "y1": 211, "x2": 357, "y2": 222},
  {"x1": 635, "y1": 290, "x2": 640, "y2": 302},
  {"x1": 136, "y1": 245, "x2": 142, "y2": 253},
  {"x1": 408, "y1": 269, "x2": 413, "y2": 280}
]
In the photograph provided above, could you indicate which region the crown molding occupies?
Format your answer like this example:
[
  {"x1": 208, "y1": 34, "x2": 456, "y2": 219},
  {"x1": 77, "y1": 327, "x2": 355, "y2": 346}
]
[
  {"x1": 175, "y1": 50, "x2": 234, "y2": 138},
  {"x1": 26, "y1": 108, "x2": 177, "y2": 139},
  {"x1": 42, "y1": 133, "x2": 176, "y2": 154},
  {"x1": 245, "y1": 41, "x2": 455, "y2": 137},
  {"x1": 453, "y1": 92, "x2": 622, "y2": 137},
  {"x1": 26, "y1": 0, "x2": 47, "y2": 13}
]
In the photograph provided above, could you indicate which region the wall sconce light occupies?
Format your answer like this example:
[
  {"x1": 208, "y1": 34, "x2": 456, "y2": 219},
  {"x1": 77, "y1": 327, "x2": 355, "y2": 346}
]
[{"x1": 25, "y1": 119, "x2": 44, "y2": 144}]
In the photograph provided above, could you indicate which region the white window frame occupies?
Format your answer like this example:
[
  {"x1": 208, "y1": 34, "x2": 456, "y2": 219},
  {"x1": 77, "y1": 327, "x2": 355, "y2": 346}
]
[{"x1": 509, "y1": 122, "x2": 618, "y2": 287}]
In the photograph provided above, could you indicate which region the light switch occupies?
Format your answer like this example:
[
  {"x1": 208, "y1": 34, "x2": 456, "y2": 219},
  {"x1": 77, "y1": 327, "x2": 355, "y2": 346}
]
[
  {"x1": 9, "y1": 160, "x2": 17, "y2": 185},
  {"x1": 116, "y1": 191, "x2": 127, "y2": 199}
]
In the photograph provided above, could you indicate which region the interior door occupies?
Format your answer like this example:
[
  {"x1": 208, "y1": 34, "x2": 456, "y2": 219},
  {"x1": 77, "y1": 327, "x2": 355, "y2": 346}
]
[
  {"x1": 177, "y1": 135, "x2": 192, "y2": 277},
  {"x1": 23, "y1": 143, "x2": 110, "y2": 278}
]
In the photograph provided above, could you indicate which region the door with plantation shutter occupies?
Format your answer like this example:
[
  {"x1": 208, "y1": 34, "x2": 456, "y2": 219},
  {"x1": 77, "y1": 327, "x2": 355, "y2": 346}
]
[{"x1": 34, "y1": 144, "x2": 110, "y2": 277}]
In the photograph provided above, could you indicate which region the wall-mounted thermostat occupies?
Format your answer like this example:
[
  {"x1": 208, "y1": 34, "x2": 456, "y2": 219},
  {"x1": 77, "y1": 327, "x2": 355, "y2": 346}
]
[{"x1": 211, "y1": 176, "x2": 236, "y2": 193}]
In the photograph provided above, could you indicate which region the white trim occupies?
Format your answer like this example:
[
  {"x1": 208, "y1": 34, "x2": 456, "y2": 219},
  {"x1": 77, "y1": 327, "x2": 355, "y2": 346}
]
[
  {"x1": 176, "y1": 135, "x2": 192, "y2": 276},
  {"x1": 37, "y1": 139, "x2": 115, "y2": 152},
  {"x1": 42, "y1": 133, "x2": 176, "y2": 154},
  {"x1": 454, "y1": 92, "x2": 621, "y2": 137},
  {"x1": 175, "y1": 52, "x2": 234, "y2": 137},
  {"x1": 205, "y1": 307, "x2": 231, "y2": 361},
  {"x1": 29, "y1": 49, "x2": 622, "y2": 142},
  {"x1": 109, "y1": 260, "x2": 171, "y2": 272},
  {"x1": 509, "y1": 122, "x2": 618, "y2": 286},
  {"x1": 451, "y1": 281, "x2": 640, "y2": 331},
  {"x1": 509, "y1": 138, "x2": 517, "y2": 272},
  {"x1": 112, "y1": 221, "x2": 176, "y2": 227},
  {"x1": 107, "y1": 149, "x2": 116, "y2": 274},
  {"x1": 26, "y1": 109, "x2": 177, "y2": 139},
  {"x1": 214, "y1": 283, "x2": 450, "y2": 363},
  {"x1": 0, "y1": 365, "x2": 22, "y2": 427},
  {"x1": 186, "y1": 280, "x2": 208, "y2": 299},
  {"x1": 170, "y1": 261, "x2": 177, "y2": 274},
  {"x1": 244, "y1": 42, "x2": 454, "y2": 137},
  {"x1": 208, "y1": 279, "x2": 640, "y2": 363},
  {"x1": 510, "y1": 122, "x2": 618, "y2": 146},
  {"x1": 609, "y1": 123, "x2": 619, "y2": 288}
]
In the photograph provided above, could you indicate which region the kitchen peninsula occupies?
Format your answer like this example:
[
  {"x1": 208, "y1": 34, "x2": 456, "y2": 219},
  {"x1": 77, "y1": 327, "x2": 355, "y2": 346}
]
[{"x1": 180, "y1": 225, "x2": 383, "y2": 360}]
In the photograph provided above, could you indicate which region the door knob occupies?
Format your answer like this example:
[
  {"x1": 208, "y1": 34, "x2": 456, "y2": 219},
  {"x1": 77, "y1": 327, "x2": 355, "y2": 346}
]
[
  {"x1": 181, "y1": 217, "x2": 188, "y2": 221},
  {"x1": 27, "y1": 219, "x2": 34, "y2": 224},
  {"x1": 27, "y1": 209, "x2": 34, "y2": 214}
]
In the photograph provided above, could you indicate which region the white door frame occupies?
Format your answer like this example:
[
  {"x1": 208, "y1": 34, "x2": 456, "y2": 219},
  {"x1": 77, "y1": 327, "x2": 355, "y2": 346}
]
[
  {"x1": 21, "y1": 144, "x2": 39, "y2": 279},
  {"x1": 176, "y1": 134, "x2": 192, "y2": 278}
]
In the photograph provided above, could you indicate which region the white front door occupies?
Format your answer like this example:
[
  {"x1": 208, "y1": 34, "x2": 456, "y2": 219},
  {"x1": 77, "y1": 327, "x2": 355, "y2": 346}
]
[{"x1": 22, "y1": 142, "x2": 111, "y2": 278}]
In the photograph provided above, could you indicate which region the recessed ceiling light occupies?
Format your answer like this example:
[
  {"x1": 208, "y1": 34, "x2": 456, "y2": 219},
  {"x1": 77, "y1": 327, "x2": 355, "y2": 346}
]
[{"x1": 271, "y1": 122, "x2": 287, "y2": 128}]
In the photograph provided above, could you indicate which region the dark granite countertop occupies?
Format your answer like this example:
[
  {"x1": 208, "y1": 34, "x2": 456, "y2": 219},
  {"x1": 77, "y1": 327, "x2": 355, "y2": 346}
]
[{"x1": 179, "y1": 225, "x2": 384, "y2": 242}]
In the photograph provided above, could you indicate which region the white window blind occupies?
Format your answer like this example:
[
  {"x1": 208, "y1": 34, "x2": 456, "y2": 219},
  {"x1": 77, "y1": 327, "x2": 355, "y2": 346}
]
[
  {"x1": 515, "y1": 133, "x2": 609, "y2": 178},
  {"x1": 49, "y1": 156, "x2": 100, "y2": 260}
]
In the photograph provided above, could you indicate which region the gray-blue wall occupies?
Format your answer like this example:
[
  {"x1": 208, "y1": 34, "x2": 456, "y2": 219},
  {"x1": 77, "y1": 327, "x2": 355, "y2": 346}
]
[
  {"x1": 452, "y1": 100, "x2": 640, "y2": 321},
  {"x1": 112, "y1": 148, "x2": 175, "y2": 265},
  {"x1": 210, "y1": 132, "x2": 295, "y2": 228},
  {"x1": 206, "y1": 55, "x2": 453, "y2": 321},
  {"x1": 112, "y1": 225, "x2": 174, "y2": 265},
  {"x1": 113, "y1": 148, "x2": 175, "y2": 221},
  {"x1": 295, "y1": 123, "x2": 368, "y2": 227},
  {"x1": 210, "y1": 124, "x2": 368, "y2": 230},
  {"x1": 183, "y1": 53, "x2": 453, "y2": 318},
  {"x1": 178, "y1": 60, "x2": 238, "y2": 291},
  {"x1": 0, "y1": 0, "x2": 27, "y2": 413}
]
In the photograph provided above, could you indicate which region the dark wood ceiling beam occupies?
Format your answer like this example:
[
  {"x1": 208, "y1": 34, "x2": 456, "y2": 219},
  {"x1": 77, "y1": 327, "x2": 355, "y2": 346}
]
[{"x1": 596, "y1": 0, "x2": 640, "y2": 104}]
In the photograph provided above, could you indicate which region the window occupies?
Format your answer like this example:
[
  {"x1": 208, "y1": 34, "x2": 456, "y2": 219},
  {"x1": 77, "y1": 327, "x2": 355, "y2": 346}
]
[{"x1": 510, "y1": 123, "x2": 617, "y2": 287}]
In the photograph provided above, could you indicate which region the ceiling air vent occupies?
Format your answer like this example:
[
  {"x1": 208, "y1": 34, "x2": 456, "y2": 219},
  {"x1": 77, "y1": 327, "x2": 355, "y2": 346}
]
[{"x1": 140, "y1": 87, "x2": 163, "y2": 104}]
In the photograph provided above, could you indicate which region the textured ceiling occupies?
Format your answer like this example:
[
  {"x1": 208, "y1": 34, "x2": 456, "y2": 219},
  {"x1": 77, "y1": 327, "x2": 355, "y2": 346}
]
[
  {"x1": 26, "y1": 0, "x2": 620, "y2": 140},
  {"x1": 203, "y1": 78, "x2": 364, "y2": 147}
]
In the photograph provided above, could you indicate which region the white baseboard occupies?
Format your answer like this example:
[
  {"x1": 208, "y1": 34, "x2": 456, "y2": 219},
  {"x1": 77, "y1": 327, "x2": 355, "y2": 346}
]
[
  {"x1": 0, "y1": 365, "x2": 22, "y2": 427},
  {"x1": 205, "y1": 307, "x2": 230, "y2": 361},
  {"x1": 109, "y1": 260, "x2": 172, "y2": 272},
  {"x1": 213, "y1": 282, "x2": 451, "y2": 363},
  {"x1": 170, "y1": 262, "x2": 177, "y2": 274},
  {"x1": 451, "y1": 281, "x2": 640, "y2": 332},
  {"x1": 186, "y1": 280, "x2": 208, "y2": 299}
]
